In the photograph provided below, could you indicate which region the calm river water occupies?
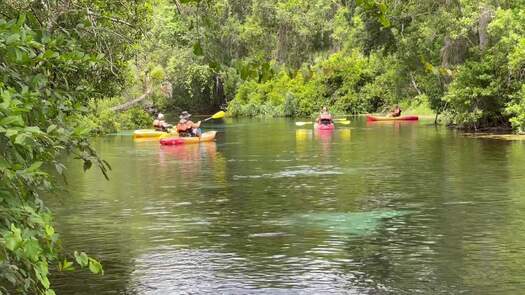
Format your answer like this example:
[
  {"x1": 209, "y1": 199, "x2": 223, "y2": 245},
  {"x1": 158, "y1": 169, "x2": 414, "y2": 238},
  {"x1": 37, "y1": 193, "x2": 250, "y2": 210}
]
[{"x1": 47, "y1": 117, "x2": 525, "y2": 294}]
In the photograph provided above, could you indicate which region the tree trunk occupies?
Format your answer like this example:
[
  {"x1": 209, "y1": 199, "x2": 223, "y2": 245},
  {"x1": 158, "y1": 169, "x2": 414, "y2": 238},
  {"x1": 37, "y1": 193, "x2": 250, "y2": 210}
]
[
  {"x1": 479, "y1": 7, "x2": 493, "y2": 51},
  {"x1": 110, "y1": 89, "x2": 152, "y2": 112}
]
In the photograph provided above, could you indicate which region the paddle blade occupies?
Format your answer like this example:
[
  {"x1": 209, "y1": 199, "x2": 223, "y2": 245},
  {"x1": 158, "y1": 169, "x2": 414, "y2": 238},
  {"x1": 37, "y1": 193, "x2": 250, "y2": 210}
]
[
  {"x1": 295, "y1": 122, "x2": 313, "y2": 126},
  {"x1": 211, "y1": 111, "x2": 225, "y2": 119}
]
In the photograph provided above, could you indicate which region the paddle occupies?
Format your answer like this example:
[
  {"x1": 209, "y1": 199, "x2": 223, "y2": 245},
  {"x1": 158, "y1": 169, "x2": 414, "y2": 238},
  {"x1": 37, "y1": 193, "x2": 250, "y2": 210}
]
[
  {"x1": 295, "y1": 121, "x2": 314, "y2": 126},
  {"x1": 203, "y1": 111, "x2": 226, "y2": 122}
]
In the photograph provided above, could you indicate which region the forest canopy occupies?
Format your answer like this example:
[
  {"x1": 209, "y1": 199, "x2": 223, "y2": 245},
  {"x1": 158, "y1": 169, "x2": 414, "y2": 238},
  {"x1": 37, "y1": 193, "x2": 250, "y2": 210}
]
[{"x1": 132, "y1": 0, "x2": 525, "y2": 131}]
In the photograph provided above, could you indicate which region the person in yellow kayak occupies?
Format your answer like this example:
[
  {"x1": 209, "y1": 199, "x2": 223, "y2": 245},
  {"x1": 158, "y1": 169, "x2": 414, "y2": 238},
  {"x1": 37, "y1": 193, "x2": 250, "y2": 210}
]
[
  {"x1": 176, "y1": 111, "x2": 202, "y2": 137},
  {"x1": 316, "y1": 106, "x2": 334, "y2": 125},
  {"x1": 153, "y1": 113, "x2": 172, "y2": 132},
  {"x1": 389, "y1": 105, "x2": 402, "y2": 117}
]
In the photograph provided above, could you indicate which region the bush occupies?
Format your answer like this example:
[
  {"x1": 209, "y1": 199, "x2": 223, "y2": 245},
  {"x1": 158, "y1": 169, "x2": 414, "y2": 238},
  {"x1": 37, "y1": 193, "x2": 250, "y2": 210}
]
[{"x1": 82, "y1": 98, "x2": 153, "y2": 134}]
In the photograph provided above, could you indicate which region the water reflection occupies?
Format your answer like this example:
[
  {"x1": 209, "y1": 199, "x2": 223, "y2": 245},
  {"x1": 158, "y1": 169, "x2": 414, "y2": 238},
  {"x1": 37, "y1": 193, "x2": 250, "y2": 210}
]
[
  {"x1": 127, "y1": 247, "x2": 380, "y2": 294},
  {"x1": 46, "y1": 119, "x2": 525, "y2": 294}
]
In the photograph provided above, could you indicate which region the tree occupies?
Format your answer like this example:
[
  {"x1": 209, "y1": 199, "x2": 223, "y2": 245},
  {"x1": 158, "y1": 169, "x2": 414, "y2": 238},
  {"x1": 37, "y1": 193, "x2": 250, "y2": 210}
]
[{"x1": 0, "y1": 1, "x2": 150, "y2": 293}]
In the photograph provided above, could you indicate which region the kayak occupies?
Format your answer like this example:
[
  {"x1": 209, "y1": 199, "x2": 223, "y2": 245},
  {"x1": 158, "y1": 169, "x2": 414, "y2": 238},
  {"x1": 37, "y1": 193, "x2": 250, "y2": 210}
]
[
  {"x1": 366, "y1": 115, "x2": 419, "y2": 121},
  {"x1": 314, "y1": 123, "x2": 335, "y2": 130},
  {"x1": 133, "y1": 129, "x2": 177, "y2": 139},
  {"x1": 160, "y1": 131, "x2": 217, "y2": 145}
]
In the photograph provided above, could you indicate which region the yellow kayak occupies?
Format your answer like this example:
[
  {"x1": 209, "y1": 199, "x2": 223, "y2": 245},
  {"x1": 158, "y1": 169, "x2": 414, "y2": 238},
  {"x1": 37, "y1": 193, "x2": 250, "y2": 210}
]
[
  {"x1": 160, "y1": 131, "x2": 217, "y2": 145},
  {"x1": 133, "y1": 129, "x2": 177, "y2": 139}
]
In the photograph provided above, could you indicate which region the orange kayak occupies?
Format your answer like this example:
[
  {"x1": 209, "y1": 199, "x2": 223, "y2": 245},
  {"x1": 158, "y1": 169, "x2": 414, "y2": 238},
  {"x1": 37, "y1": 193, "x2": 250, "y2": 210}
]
[
  {"x1": 160, "y1": 131, "x2": 217, "y2": 145},
  {"x1": 367, "y1": 115, "x2": 419, "y2": 121}
]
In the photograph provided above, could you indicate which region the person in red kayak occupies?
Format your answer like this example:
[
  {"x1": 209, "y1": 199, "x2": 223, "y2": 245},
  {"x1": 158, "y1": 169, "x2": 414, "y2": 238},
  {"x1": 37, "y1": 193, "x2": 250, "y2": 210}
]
[
  {"x1": 316, "y1": 106, "x2": 334, "y2": 126},
  {"x1": 176, "y1": 111, "x2": 202, "y2": 137},
  {"x1": 389, "y1": 105, "x2": 402, "y2": 117}
]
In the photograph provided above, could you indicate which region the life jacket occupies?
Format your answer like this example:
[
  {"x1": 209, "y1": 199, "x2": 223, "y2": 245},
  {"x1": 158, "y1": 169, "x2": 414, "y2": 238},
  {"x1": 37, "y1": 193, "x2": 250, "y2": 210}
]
[
  {"x1": 320, "y1": 114, "x2": 333, "y2": 125},
  {"x1": 176, "y1": 122, "x2": 194, "y2": 136}
]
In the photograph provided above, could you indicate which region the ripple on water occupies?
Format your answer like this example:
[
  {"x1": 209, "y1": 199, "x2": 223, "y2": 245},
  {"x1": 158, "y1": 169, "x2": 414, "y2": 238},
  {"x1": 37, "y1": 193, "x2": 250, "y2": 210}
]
[
  {"x1": 126, "y1": 247, "x2": 383, "y2": 294},
  {"x1": 233, "y1": 165, "x2": 344, "y2": 180}
]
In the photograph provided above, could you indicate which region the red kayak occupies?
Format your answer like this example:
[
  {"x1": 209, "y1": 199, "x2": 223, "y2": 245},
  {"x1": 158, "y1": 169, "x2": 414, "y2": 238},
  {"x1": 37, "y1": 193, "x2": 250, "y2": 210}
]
[{"x1": 367, "y1": 115, "x2": 419, "y2": 122}]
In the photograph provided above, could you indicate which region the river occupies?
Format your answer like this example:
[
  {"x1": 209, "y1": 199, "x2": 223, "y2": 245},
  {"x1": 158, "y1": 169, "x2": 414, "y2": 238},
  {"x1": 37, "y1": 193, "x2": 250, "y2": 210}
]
[{"x1": 47, "y1": 117, "x2": 525, "y2": 294}]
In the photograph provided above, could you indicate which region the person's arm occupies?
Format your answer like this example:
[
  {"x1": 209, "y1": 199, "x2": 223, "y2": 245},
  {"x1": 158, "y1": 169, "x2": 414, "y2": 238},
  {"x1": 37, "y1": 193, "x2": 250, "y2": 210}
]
[{"x1": 188, "y1": 120, "x2": 201, "y2": 128}]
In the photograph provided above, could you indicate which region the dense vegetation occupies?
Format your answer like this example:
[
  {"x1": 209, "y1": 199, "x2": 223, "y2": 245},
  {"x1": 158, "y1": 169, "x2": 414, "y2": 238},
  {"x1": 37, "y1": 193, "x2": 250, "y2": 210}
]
[
  {"x1": 128, "y1": 0, "x2": 525, "y2": 131},
  {"x1": 0, "y1": 1, "x2": 149, "y2": 294}
]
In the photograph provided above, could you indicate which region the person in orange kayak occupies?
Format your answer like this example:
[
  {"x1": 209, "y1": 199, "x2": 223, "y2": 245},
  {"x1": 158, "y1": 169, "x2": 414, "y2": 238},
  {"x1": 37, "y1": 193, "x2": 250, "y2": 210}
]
[
  {"x1": 389, "y1": 105, "x2": 402, "y2": 117},
  {"x1": 176, "y1": 111, "x2": 202, "y2": 137},
  {"x1": 153, "y1": 113, "x2": 172, "y2": 132},
  {"x1": 316, "y1": 106, "x2": 333, "y2": 125}
]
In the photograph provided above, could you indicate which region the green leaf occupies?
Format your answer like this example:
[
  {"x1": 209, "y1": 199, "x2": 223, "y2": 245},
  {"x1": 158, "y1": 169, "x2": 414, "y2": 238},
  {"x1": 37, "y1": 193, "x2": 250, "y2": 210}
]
[
  {"x1": 17, "y1": 14, "x2": 26, "y2": 27},
  {"x1": 74, "y1": 251, "x2": 89, "y2": 267},
  {"x1": 378, "y1": 2, "x2": 388, "y2": 14},
  {"x1": 47, "y1": 124, "x2": 57, "y2": 133},
  {"x1": 1, "y1": 92, "x2": 12, "y2": 110},
  {"x1": 5, "y1": 129, "x2": 18, "y2": 137},
  {"x1": 6, "y1": 33, "x2": 20, "y2": 45},
  {"x1": 1, "y1": 115, "x2": 24, "y2": 126},
  {"x1": 193, "y1": 41, "x2": 203, "y2": 56},
  {"x1": 4, "y1": 233, "x2": 19, "y2": 251},
  {"x1": 60, "y1": 259, "x2": 75, "y2": 272},
  {"x1": 24, "y1": 126, "x2": 43, "y2": 134},
  {"x1": 45, "y1": 224, "x2": 55, "y2": 238},
  {"x1": 88, "y1": 258, "x2": 104, "y2": 275},
  {"x1": 14, "y1": 133, "x2": 29, "y2": 146},
  {"x1": 26, "y1": 161, "x2": 43, "y2": 172},
  {"x1": 34, "y1": 261, "x2": 50, "y2": 289},
  {"x1": 23, "y1": 239, "x2": 42, "y2": 262},
  {"x1": 83, "y1": 160, "x2": 92, "y2": 171},
  {"x1": 4, "y1": 224, "x2": 22, "y2": 251},
  {"x1": 379, "y1": 15, "x2": 391, "y2": 28}
]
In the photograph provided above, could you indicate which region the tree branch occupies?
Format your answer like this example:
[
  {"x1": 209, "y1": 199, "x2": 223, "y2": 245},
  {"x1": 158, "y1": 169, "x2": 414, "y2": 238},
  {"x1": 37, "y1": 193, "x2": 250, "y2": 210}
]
[{"x1": 109, "y1": 89, "x2": 152, "y2": 112}]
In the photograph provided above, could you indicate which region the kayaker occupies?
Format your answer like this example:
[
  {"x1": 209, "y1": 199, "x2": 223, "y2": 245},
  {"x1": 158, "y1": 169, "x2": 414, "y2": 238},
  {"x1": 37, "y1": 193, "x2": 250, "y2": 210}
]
[
  {"x1": 153, "y1": 113, "x2": 172, "y2": 132},
  {"x1": 176, "y1": 111, "x2": 202, "y2": 137},
  {"x1": 389, "y1": 105, "x2": 402, "y2": 117},
  {"x1": 316, "y1": 106, "x2": 333, "y2": 125}
]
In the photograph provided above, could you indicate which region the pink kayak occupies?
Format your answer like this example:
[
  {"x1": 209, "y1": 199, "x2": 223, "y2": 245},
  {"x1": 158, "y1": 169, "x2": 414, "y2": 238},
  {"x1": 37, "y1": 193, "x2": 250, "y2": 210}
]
[{"x1": 314, "y1": 123, "x2": 335, "y2": 130}]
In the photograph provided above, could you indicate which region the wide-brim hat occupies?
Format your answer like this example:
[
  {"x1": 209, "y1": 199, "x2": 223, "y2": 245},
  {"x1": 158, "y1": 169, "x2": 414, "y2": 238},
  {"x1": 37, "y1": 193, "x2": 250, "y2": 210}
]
[{"x1": 179, "y1": 111, "x2": 191, "y2": 119}]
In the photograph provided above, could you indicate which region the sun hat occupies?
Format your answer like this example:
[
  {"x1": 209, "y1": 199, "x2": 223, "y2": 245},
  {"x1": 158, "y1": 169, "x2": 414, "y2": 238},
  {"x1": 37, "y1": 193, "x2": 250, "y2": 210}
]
[{"x1": 179, "y1": 111, "x2": 191, "y2": 119}]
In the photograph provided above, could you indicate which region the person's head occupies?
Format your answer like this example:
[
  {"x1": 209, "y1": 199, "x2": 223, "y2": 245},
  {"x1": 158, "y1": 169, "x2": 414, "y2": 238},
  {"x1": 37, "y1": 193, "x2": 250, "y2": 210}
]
[
  {"x1": 179, "y1": 111, "x2": 191, "y2": 122},
  {"x1": 322, "y1": 106, "x2": 328, "y2": 112},
  {"x1": 157, "y1": 113, "x2": 164, "y2": 120}
]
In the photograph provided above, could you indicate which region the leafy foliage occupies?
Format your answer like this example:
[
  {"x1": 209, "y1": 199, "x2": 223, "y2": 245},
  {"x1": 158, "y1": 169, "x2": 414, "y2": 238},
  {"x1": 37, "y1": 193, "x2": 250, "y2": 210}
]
[{"x1": 0, "y1": 0, "x2": 148, "y2": 293}]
